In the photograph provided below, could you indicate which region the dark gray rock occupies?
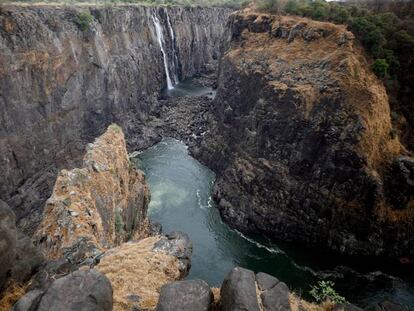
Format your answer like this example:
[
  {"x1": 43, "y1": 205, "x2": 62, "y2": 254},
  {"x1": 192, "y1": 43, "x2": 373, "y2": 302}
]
[
  {"x1": 0, "y1": 200, "x2": 16, "y2": 290},
  {"x1": 220, "y1": 267, "x2": 260, "y2": 311},
  {"x1": 256, "y1": 272, "x2": 279, "y2": 291},
  {"x1": 333, "y1": 303, "x2": 363, "y2": 311},
  {"x1": 12, "y1": 290, "x2": 43, "y2": 311},
  {"x1": 386, "y1": 156, "x2": 414, "y2": 209},
  {"x1": 149, "y1": 222, "x2": 163, "y2": 236},
  {"x1": 156, "y1": 279, "x2": 212, "y2": 311},
  {"x1": 364, "y1": 300, "x2": 410, "y2": 311},
  {"x1": 261, "y1": 282, "x2": 291, "y2": 311},
  {"x1": 153, "y1": 231, "x2": 193, "y2": 277},
  {"x1": 29, "y1": 259, "x2": 77, "y2": 291},
  {"x1": 11, "y1": 232, "x2": 44, "y2": 284},
  {"x1": 36, "y1": 268, "x2": 113, "y2": 311}
]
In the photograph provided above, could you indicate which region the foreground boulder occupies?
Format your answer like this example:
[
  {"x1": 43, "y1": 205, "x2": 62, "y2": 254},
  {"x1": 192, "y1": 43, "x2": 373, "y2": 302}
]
[
  {"x1": 220, "y1": 267, "x2": 260, "y2": 311},
  {"x1": 0, "y1": 200, "x2": 16, "y2": 290},
  {"x1": 34, "y1": 125, "x2": 150, "y2": 263},
  {"x1": 13, "y1": 268, "x2": 112, "y2": 311},
  {"x1": 156, "y1": 279, "x2": 212, "y2": 311},
  {"x1": 96, "y1": 233, "x2": 192, "y2": 311}
]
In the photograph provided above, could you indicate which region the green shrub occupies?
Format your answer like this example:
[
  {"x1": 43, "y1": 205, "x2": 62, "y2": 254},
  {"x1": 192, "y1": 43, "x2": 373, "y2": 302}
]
[
  {"x1": 75, "y1": 12, "x2": 94, "y2": 31},
  {"x1": 310, "y1": 280, "x2": 346, "y2": 304},
  {"x1": 256, "y1": 0, "x2": 282, "y2": 13},
  {"x1": 372, "y1": 58, "x2": 389, "y2": 78},
  {"x1": 109, "y1": 123, "x2": 122, "y2": 133},
  {"x1": 115, "y1": 209, "x2": 124, "y2": 234},
  {"x1": 62, "y1": 198, "x2": 72, "y2": 207}
]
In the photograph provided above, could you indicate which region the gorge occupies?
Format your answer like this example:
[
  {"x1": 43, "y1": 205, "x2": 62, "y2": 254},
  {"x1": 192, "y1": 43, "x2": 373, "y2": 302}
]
[{"x1": 0, "y1": 2, "x2": 413, "y2": 311}]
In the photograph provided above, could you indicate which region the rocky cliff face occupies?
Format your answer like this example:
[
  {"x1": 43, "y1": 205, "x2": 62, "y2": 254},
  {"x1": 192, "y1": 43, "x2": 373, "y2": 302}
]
[
  {"x1": 0, "y1": 4, "x2": 230, "y2": 234},
  {"x1": 196, "y1": 11, "x2": 414, "y2": 258},
  {"x1": 34, "y1": 124, "x2": 150, "y2": 263}
]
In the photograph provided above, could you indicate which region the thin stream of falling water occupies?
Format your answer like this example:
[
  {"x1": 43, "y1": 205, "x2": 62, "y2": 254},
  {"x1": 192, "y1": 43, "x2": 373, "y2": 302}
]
[
  {"x1": 152, "y1": 12, "x2": 174, "y2": 90},
  {"x1": 166, "y1": 11, "x2": 179, "y2": 84}
]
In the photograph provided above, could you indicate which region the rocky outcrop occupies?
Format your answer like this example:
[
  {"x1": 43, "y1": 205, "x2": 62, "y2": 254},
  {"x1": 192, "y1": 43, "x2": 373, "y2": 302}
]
[
  {"x1": 0, "y1": 4, "x2": 230, "y2": 235},
  {"x1": 0, "y1": 200, "x2": 43, "y2": 294},
  {"x1": 96, "y1": 233, "x2": 192, "y2": 311},
  {"x1": 0, "y1": 200, "x2": 17, "y2": 291},
  {"x1": 34, "y1": 125, "x2": 150, "y2": 263},
  {"x1": 196, "y1": 11, "x2": 414, "y2": 258},
  {"x1": 13, "y1": 268, "x2": 113, "y2": 311}
]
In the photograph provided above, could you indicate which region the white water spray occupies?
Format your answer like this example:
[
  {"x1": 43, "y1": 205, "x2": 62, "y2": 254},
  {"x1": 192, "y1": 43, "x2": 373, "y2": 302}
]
[
  {"x1": 152, "y1": 13, "x2": 174, "y2": 90},
  {"x1": 166, "y1": 11, "x2": 179, "y2": 84}
]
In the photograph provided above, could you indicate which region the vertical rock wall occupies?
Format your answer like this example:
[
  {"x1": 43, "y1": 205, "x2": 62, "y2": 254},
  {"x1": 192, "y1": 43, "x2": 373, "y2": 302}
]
[{"x1": 0, "y1": 5, "x2": 230, "y2": 234}]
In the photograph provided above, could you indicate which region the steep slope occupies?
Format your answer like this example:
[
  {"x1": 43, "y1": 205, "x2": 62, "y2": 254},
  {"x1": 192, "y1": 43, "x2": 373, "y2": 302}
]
[
  {"x1": 0, "y1": 4, "x2": 230, "y2": 234},
  {"x1": 34, "y1": 124, "x2": 150, "y2": 262},
  {"x1": 196, "y1": 11, "x2": 414, "y2": 258}
]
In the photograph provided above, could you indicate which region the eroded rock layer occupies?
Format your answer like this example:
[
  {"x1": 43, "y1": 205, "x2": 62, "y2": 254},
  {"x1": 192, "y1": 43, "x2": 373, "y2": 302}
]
[
  {"x1": 196, "y1": 11, "x2": 414, "y2": 258},
  {"x1": 0, "y1": 4, "x2": 230, "y2": 234},
  {"x1": 34, "y1": 125, "x2": 150, "y2": 263}
]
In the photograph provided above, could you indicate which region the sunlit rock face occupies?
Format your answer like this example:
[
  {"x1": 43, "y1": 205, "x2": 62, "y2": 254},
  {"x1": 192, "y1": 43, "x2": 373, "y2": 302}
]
[
  {"x1": 34, "y1": 125, "x2": 150, "y2": 263},
  {"x1": 196, "y1": 10, "x2": 414, "y2": 258},
  {"x1": 0, "y1": 5, "x2": 230, "y2": 234}
]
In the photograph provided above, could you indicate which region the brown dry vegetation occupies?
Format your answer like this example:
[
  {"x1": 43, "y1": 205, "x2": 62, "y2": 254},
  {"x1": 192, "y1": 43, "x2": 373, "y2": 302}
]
[
  {"x1": 96, "y1": 236, "x2": 181, "y2": 311},
  {"x1": 289, "y1": 293, "x2": 334, "y2": 311},
  {"x1": 34, "y1": 125, "x2": 149, "y2": 260},
  {"x1": 0, "y1": 281, "x2": 30, "y2": 311}
]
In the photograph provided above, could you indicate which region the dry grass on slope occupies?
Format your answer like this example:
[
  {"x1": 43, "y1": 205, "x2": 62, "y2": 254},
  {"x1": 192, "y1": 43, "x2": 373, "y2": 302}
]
[
  {"x1": 96, "y1": 236, "x2": 181, "y2": 311},
  {"x1": 0, "y1": 281, "x2": 30, "y2": 311},
  {"x1": 289, "y1": 293, "x2": 335, "y2": 311}
]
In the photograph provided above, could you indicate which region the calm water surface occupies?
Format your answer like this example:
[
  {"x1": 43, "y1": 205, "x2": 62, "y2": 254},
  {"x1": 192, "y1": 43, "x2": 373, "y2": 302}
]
[{"x1": 162, "y1": 78, "x2": 216, "y2": 99}]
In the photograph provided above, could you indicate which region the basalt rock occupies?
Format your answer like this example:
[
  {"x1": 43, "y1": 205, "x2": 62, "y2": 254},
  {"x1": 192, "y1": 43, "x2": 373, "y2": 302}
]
[
  {"x1": 34, "y1": 125, "x2": 150, "y2": 263},
  {"x1": 152, "y1": 231, "x2": 193, "y2": 277},
  {"x1": 220, "y1": 267, "x2": 260, "y2": 311},
  {"x1": 196, "y1": 11, "x2": 414, "y2": 258},
  {"x1": 0, "y1": 4, "x2": 230, "y2": 236},
  {"x1": 0, "y1": 200, "x2": 17, "y2": 290},
  {"x1": 219, "y1": 267, "x2": 299, "y2": 311},
  {"x1": 156, "y1": 279, "x2": 212, "y2": 311},
  {"x1": 13, "y1": 268, "x2": 113, "y2": 311}
]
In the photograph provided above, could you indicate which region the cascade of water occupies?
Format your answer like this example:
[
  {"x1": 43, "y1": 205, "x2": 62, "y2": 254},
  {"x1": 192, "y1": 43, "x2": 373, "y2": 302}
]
[
  {"x1": 166, "y1": 11, "x2": 179, "y2": 84},
  {"x1": 152, "y1": 13, "x2": 174, "y2": 90}
]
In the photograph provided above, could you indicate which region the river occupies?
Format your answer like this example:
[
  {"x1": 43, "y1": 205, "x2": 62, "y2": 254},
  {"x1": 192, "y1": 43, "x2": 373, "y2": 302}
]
[{"x1": 133, "y1": 81, "x2": 414, "y2": 308}]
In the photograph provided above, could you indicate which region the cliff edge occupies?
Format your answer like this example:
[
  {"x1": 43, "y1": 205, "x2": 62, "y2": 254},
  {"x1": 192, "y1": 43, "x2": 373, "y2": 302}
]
[{"x1": 196, "y1": 10, "x2": 414, "y2": 258}]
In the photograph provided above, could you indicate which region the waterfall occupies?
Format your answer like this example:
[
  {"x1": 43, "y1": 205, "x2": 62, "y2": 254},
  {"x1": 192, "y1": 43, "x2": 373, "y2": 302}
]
[
  {"x1": 152, "y1": 13, "x2": 174, "y2": 90},
  {"x1": 166, "y1": 11, "x2": 179, "y2": 84}
]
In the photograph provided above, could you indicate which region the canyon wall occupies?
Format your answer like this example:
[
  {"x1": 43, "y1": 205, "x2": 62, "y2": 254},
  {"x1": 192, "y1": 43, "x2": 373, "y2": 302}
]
[
  {"x1": 196, "y1": 11, "x2": 414, "y2": 258},
  {"x1": 0, "y1": 4, "x2": 230, "y2": 234}
]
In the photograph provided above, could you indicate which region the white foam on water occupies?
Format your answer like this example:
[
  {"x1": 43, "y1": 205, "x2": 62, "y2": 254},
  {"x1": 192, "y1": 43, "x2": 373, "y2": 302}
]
[{"x1": 235, "y1": 230, "x2": 284, "y2": 255}]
